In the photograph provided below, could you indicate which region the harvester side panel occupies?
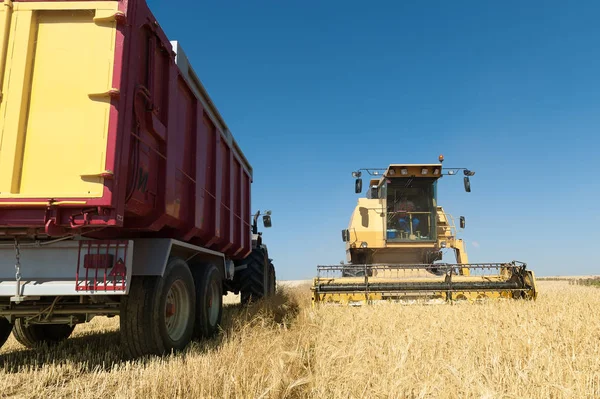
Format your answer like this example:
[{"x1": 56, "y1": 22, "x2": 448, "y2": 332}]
[{"x1": 0, "y1": 0, "x2": 252, "y2": 259}]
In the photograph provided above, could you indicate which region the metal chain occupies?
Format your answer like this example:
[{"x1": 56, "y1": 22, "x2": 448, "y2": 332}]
[{"x1": 14, "y1": 238, "x2": 22, "y2": 298}]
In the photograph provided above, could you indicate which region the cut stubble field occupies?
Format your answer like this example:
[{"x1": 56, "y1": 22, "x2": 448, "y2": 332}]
[{"x1": 1, "y1": 280, "x2": 599, "y2": 398}]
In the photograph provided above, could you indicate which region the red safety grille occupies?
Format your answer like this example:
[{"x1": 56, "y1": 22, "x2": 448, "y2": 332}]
[{"x1": 75, "y1": 240, "x2": 130, "y2": 292}]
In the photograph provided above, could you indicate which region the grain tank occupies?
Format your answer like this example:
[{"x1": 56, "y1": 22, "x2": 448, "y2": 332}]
[{"x1": 0, "y1": 0, "x2": 275, "y2": 357}]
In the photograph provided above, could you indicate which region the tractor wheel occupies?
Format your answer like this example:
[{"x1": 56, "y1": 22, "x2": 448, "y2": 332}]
[
  {"x1": 267, "y1": 259, "x2": 276, "y2": 296},
  {"x1": 192, "y1": 263, "x2": 223, "y2": 339},
  {"x1": 120, "y1": 257, "x2": 196, "y2": 357},
  {"x1": 12, "y1": 320, "x2": 75, "y2": 348},
  {"x1": 238, "y1": 247, "x2": 270, "y2": 304},
  {"x1": 0, "y1": 317, "x2": 13, "y2": 349}
]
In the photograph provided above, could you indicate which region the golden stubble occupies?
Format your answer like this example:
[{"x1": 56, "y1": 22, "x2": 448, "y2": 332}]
[{"x1": 0, "y1": 281, "x2": 599, "y2": 399}]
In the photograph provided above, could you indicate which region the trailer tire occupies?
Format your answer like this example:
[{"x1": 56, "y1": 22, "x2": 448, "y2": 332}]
[
  {"x1": 192, "y1": 263, "x2": 223, "y2": 339},
  {"x1": 12, "y1": 320, "x2": 74, "y2": 348},
  {"x1": 238, "y1": 247, "x2": 271, "y2": 304},
  {"x1": 120, "y1": 257, "x2": 196, "y2": 357},
  {"x1": 0, "y1": 317, "x2": 13, "y2": 349}
]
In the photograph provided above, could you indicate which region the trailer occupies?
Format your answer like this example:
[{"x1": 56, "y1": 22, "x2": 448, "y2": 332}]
[{"x1": 0, "y1": 0, "x2": 276, "y2": 357}]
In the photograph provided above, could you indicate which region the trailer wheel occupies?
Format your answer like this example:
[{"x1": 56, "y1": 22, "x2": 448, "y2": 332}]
[
  {"x1": 12, "y1": 320, "x2": 75, "y2": 348},
  {"x1": 120, "y1": 257, "x2": 196, "y2": 357},
  {"x1": 192, "y1": 263, "x2": 223, "y2": 339},
  {"x1": 0, "y1": 317, "x2": 13, "y2": 349},
  {"x1": 238, "y1": 247, "x2": 270, "y2": 304}
]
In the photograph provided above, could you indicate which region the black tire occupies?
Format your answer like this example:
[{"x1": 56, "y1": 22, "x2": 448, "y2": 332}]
[
  {"x1": 238, "y1": 247, "x2": 270, "y2": 304},
  {"x1": 267, "y1": 260, "x2": 276, "y2": 296},
  {"x1": 12, "y1": 319, "x2": 75, "y2": 348},
  {"x1": 192, "y1": 263, "x2": 223, "y2": 339},
  {"x1": 0, "y1": 317, "x2": 13, "y2": 349},
  {"x1": 120, "y1": 257, "x2": 196, "y2": 357}
]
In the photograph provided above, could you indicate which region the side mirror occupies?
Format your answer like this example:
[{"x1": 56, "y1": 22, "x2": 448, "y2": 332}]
[
  {"x1": 355, "y1": 178, "x2": 363, "y2": 194},
  {"x1": 464, "y1": 176, "x2": 471, "y2": 193},
  {"x1": 459, "y1": 216, "x2": 465, "y2": 229},
  {"x1": 341, "y1": 229, "x2": 350, "y2": 242},
  {"x1": 262, "y1": 214, "x2": 272, "y2": 228}
]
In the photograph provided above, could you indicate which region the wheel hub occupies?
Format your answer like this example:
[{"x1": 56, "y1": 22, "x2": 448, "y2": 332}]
[
  {"x1": 164, "y1": 279, "x2": 190, "y2": 341},
  {"x1": 166, "y1": 302, "x2": 176, "y2": 317}
]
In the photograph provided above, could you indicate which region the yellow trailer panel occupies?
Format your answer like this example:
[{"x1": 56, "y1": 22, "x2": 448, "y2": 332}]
[{"x1": 0, "y1": 1, "x2": 119, "y2": 198}]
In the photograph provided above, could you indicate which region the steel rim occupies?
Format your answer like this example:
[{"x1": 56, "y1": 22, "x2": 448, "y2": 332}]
[
  {"x1": 207, "y1": 279, "x2": 220, "y2": 326},
  {"x1": 164, "y1": 279, "x2": 190, "y2": 341}
]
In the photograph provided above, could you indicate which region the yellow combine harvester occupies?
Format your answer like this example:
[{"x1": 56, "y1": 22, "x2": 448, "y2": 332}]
[{"x1": 311, "y1": 155, "x2": 537, "y2": 305}]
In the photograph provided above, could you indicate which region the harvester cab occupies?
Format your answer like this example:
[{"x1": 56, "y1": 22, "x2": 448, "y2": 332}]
[{"x1": 311, "y1": 155, "x2": 537, "y2": 305}]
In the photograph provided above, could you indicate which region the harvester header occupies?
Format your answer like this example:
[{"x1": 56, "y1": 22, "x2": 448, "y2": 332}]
[{"x1": 312, "y1": 156, "x2": 537, "y2": 305}]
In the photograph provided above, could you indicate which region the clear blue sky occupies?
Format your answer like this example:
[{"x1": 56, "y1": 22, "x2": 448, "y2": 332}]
[{"x1": 148, "y1": 0, "x2": 599, "y2": 279}]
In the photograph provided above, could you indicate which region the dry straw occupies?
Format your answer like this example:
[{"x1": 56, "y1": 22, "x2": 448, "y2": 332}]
[{"x1": 1, "y1": 281, "x2": 599, "y2": 398}]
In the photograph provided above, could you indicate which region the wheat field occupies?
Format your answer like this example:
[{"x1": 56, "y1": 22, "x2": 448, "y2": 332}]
[{"x1": 1, "y1": 280, "x2": 599, "y2": 398}]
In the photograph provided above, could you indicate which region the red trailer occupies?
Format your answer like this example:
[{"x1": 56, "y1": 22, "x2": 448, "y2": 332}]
[{"x1": 0, "y1": 0, "x2": 275, "y2": 357}]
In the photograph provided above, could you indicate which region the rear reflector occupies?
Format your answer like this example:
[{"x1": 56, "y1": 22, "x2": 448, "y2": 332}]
[{"x1": 83, "y1": 254, "x2": 114, "y2": 269}]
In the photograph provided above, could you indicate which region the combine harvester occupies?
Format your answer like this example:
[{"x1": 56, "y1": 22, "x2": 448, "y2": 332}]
[
  {"x1": 0, "y1": 0, "x2": 275, "y2": 357},
  {"x1": 311, "y1": 156, "x2": 537, "y2": 305}
]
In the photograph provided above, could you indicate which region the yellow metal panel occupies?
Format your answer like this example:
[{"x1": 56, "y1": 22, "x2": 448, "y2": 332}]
[
  {"x1": 13, "y1": 2, "x2": 117, "y2": 11},
  {"x1": 0, "y1": 1, "x2": 14, "y2": 101},
  {"x1": 0, "y1": 201, "x2": 86, "y2": 205},
  {"x1": 0, "y1": 3, "x2": 118, "y2": 199},
  {"x1": 0, "y1": 9, "x2": 35, "y2": 194}
]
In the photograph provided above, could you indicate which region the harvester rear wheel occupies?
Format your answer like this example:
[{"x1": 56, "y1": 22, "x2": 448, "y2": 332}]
[
  {"x1": 120, "y1": 257, "x2": 196, "y2": 357},
  {"x1": 0, "y1": 317, "x2": 13, "y2": 349},
  {"x1": 192, "y1": 263, "x2": 223, "y2": 339},
  {"x1": 12, "y1": 320, "x2": 75, "y2": 348},
  {"x1": 238, "y1": 247, "x2": 270, "y2": 304}
]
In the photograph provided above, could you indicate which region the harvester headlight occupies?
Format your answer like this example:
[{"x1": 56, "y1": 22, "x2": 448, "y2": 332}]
[
  {"x1": 400, "y1": 168, "x2": 408, "y2": 175},
  {"x1": 433, "y1": 168, "x2": 440, "y2": 175},
  {"x1": 448, "y1": 170, "x2": 455, "y2": 175},
  {"x1": 388, "y1": 169, "x2": 395, "y2": 176},
  {"x1": 421, "y1": 168, "x2": 429, "y2": 175},
  {"x1": 440, "y1": 241, "x2": 446, "y2": 248},
  {"x1": 360, "y1": 241, "x2": 368, "y2": 248}
]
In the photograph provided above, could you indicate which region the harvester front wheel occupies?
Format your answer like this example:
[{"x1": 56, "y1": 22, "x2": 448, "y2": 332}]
[
  {"x1": 12, "y1": 320, "x2": 75, "y2": 348},
  {"x1": 0, "y1": 317, "x2": 13, "y2": 349},
  {"x1": 238, "y1": 247, "x2": 270, "y2": 304},
  {"x1": 192, "y1": 263, "x2": 223, "y2": 339},
  {"x1": 120, "y1": 257, "x2": 196, "y2": 357}
]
